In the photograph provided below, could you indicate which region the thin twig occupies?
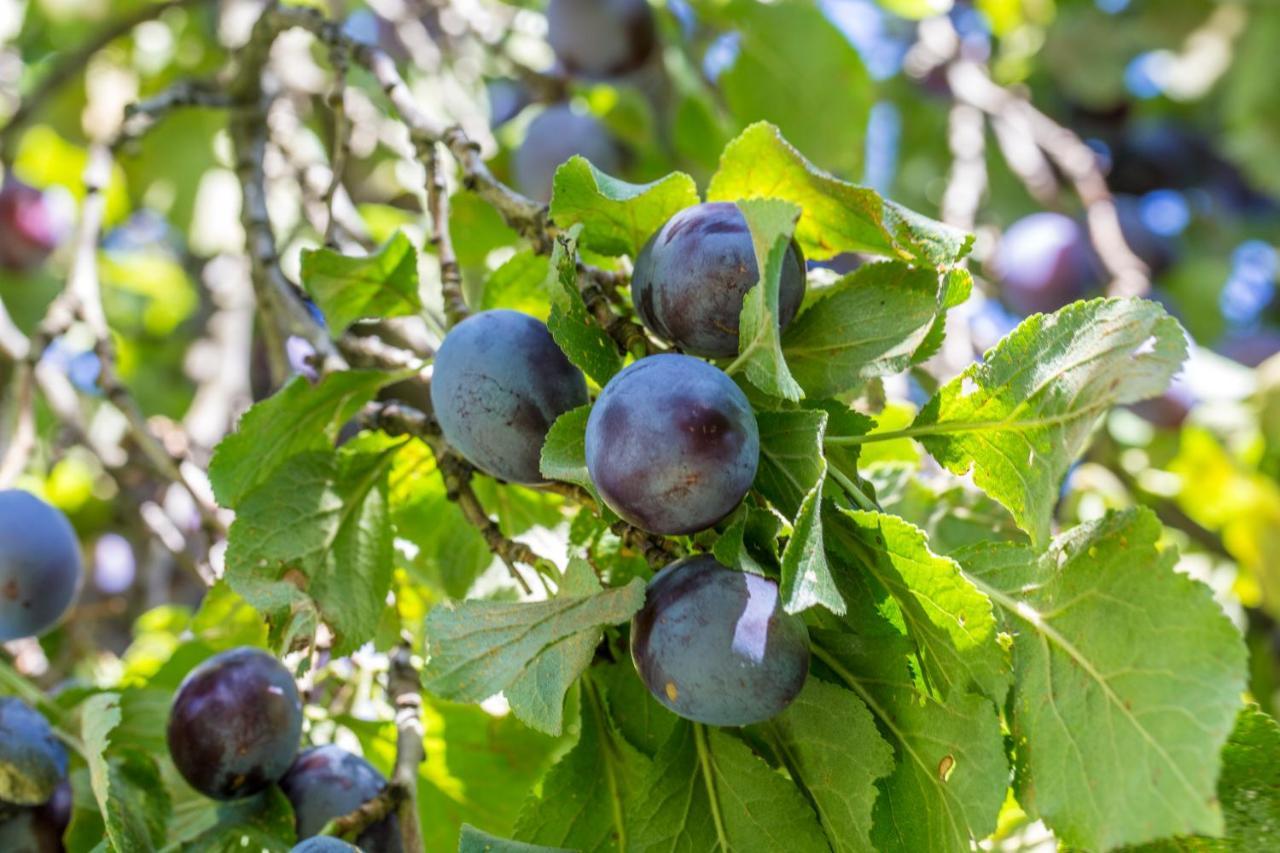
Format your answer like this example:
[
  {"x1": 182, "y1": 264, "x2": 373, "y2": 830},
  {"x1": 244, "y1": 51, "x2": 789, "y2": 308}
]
[
  {"x1": 321, "y1": 43, "x2": 351, "y2": 248},
  {"x1": 425, "y1": 145, "x2": 468, "y2": 326}
]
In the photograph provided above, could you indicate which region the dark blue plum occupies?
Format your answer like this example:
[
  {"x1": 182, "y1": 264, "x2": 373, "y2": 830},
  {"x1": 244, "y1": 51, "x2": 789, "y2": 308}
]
[
  {"x1": 991, "y1": 212, "x2": 1101, "y2": 317},
  {"x1": 431, "y1": 309, "x2": 588, "y2": 485},
  {"x1": 0, "y1": 777, "x2": 71, "y2": 852},
  {"x1": 513, "y1": 104, "x2": 624, "y2": 203},
  {"x1": 585, "y1": 354, "x2": 758, "y2": 535},
  {"x1": 630, "y1": 556, "x2": 810, "y2": 726},
  {"x1": 1114, "y1": 195, "x2": 1175, "y2": 277},
  {"x1": 0, "y1": 699, "x2": 67, "y2": 806},
  {"x1": 166, "y1": 647, "x2": 302, "y2": 800},
  {"x1": 279, "y1": 745, "x2": 401, "y2": 853},
  {"x1": 546, "y1": 0, "x2": 657, "y2": 79},
  {"x1": 0, "y1": 491, "x2": 82, "y2": 643},
  {"x1": 0, "y1": 178, "x2": 67, "y2": 272},
  {"x1": 631, "y1": 202, "x2": 807, "y2": 359},
  {"x1": 1216, "y1": 330, "x2": 1280, "y2": 368},
  {"x1": 291, "y1": 838, "x2": 360, "y2": 852}
]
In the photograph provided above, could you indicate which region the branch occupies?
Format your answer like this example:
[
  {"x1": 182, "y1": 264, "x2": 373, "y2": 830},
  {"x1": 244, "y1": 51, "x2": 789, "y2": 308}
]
[
  {"x1": 0, "y1": 0, "x2": 210, "y2": 164},
  {"x1": 320, "y1": 643, "x2": 424, "y2": 846},
  {"x1": 425, "y1": 145, "x2": 468, "y2": 325},
  {"x1": 946, "y1": 60, "x2": 1151, "y2": 297}
]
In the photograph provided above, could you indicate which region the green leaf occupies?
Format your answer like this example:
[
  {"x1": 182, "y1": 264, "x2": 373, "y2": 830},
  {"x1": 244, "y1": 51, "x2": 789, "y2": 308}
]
[
  {"x1": 782, "y1": 262, "x2": 945, "y2": 398},
  {"x1": 539, "y1": 405, "x2": 594, "y2": 493},
  {"x1": 514, "y1": 675, "x2": 651, "y2": 851},
  {"x1": 754, "y1": 409, "x2": 843, "y2": 615},
  {"x1": 957, "y1": 509, "x2": 1248, "y2": 849},
  {"x1": 719, "y1": 2, "x2": 871, "y2": 176},
  {"x1": 545, "y1": 229, "x2": 623, "y2": 386},
  {"x1": 757, "y1": 679, "x2": 895, "y2": 852},
  {"x1": 549, "y1": 157, "x2": 700, "y2": 257},
  {"x1": 481, "y1": 249, "x2": 552, "y2": 318},
  {"x1": 505, "y1": 560, "x2": 609, "y2": 735},
  {"x1": 82, "y1": 693, "x2": 170, "y2": 852},
  {"x1": 813, "y1": 632, "x2": 1009, "y2": 853},
  {"x1": 224, "y1": 444, "x2": 398, "y2": 655},
  {"x1": 732, "y1": 198, "x2": 804, "y2": 401},
  {"x1": 830, "y1": 509, "x2": 1008, "y2": 701},
  {"x1": 869, "y1": 464, "x2": 1026, "y2": 555},
  {"x1": 299, "y1": 230, "x2": 421, "y2": 333},
  {"x1": 912, "y1": 297, "x2": 1187, "y2": 546},
  {"x1": 209, "y1": 370, "x2": 397, "y2": 508},
  {"x1": 459, "y1": 824, "x2": 572, "y2": 853},
  {"x1": 421, "y1": 578, "x2": 646, "y2": 707},
  {"x1": 591, "y1": 661, "x2": 678, "y2": 759},
  {"x1": 629, "y1": 721, "x2": 829, "y2": 853},
  {"x1": 177, "y1": 788, "x2": 296, "y2": 852},
  {"x1": 708, "y1": 122, "x2": 972, "y2": 268}
]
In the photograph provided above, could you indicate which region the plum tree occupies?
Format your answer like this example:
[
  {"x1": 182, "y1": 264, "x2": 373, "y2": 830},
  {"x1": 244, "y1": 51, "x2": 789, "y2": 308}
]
[
  {"x1": 546, "y1": 0, "x2": 657, "y2": 79},
  {"x1": 0, "y1": 491, "x2": 82, "y2": 643},
  {"x1": 291, "y1": 838, "x2": 360, "y2": 852},
  {"x1": 279, "y1": 745, "x2": 401, "y2": 853},
  {"x1": 630, "y1": 556, "x2": 810, "y2": 726},
  {"x1": 0, "y1": 177, "x2": 66, "y2": 272},
  {"x1": 0, "y1": 699, "x2": 67, "y2": 808},
  {"x1": 631, "y1": 202, "x2": 807, "y2": 358},
  {"x1": 990, "y1": 212, "x2": 1101, "y2": 317},
  {"x1": 166, "y1": 647, "x2": 302, "y2": 801},
  {"x1": 585, "y1": 354, "x2": 758, "y2": 534},
  {"x1": 431, "y1": 309, "x2": 588, "y2": 484},
  {"x1": 513, "y1": 104, "x2": 624, "y2": 203},
  {"x1": 0, "y1": 778, "x2": 71, "y2": 852}
]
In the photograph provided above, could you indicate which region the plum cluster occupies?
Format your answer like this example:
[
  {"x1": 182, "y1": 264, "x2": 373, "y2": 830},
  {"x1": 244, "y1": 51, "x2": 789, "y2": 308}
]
[
  {"x1": 165, "y1": 647, "x2": 399, "y2": 847},
  {"x1": 0, "y1": 491, "x2": 84, "y2": 643},
  {"x1": 0, "y1": 697, "x2": 72, "y2": 851}
]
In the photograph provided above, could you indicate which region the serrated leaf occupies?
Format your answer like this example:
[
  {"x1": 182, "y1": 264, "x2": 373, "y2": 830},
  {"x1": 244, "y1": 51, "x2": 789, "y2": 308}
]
[
  {"x1": 422, "y1": 578, "x2": 645, "y2": 706},
  {"x1": 591, "y1": 661, "x2": 678, "y2": 760},
  {"x1": 506, "y1": 560, "x2": 607, "y2": 735},
  {"x1": 224, "y1": 445, "x2": 398, "y2": 655},
  {"x1": 539, "y1": 404, "x2": 594, "y2": 493},
  {"x1": 708, "y1": 122, "x2": 972, "y2": 268},
  {"x1": 830, "y1": 509, "x2": 1008, "y2": 701},
  {"x1": 756, "y1": 679, "x2": 895, "y2": 852},
  {"x1": 813, "y1": 632, "x2": 1009, "y2": 853},
  {"x1": 781, "y1": 262, "x2": 944, "y2": 398},
  {"x1": 514, "y1": 674, "x2": 651, "y2": 850},
  {"x1": 177, "y1": 788, "x2": 296, "y2": 853},
  {"x1": 871, "y1": 464, "x2": 1027, "y2": 556},
  {"x1": 958, "y1": 509, "x2": 1247, "y2": 849},
  {"x1": 629, "y1": 721, "x2": 828, "y2": 853},
  {"x1": 209, "y1": 370, "x2": 397, "y2": 507},
  {"x1": 549, "y1": 157, "x2": 700, "y2": 257},
  {"x1": 82, "y1": 693, "x2": 170, "y2": 852},
  {"x1": 733, "y1": 198, "x2": 804, "y2": 401},
  {"x1": 912, "y1": 297, "x2": 1187, "y2": 546},
  {"x1": 459, "y1": 824, "x2": 572, "y2": 853},
  {"x1": 545, "y1": 230, "x2": 623, "y2": 386},
  {"x1": 754, "y1": 409, "x2": 843, "y2": 615},
  {"x1": 299, "y1": 230, "x2": 420, "y2": 333}
]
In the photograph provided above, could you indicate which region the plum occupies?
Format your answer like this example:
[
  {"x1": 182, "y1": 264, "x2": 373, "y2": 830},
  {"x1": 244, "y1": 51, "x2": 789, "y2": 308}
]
[
  {"x1": 279, "y1": 745, "x2": 401, "y2": 853},
  {"x1": 430, "y1": 309, "x2": 588, "y2": 485},
  {"x1": 0, "y1": 178, "x2": 66, "y2": 272},
  {"x1": 630, "y1": 556, "x2": 810, "y2": 725},
  {"x1": 991, "y1": 212, "x2": 1101, "y2": 317},
  {"x1": 0, "y1": 778, "x2": 71, "y2": 852},
  {"x1": 513, "y1": 104, "x2": 624, "y2": 204},
  {"x1": 631, "y1": 203, "x2": 806, "y2": 358},
  {"x1": 0, "y1": 491, "x2": 82, "y2": 643},
  {"x1": 0, "y1": 699, "x2": 67, "y2": 808},
  {"x1": 291, "y1": 838, "x2": 361, "y2": 852},
  {"x1": 166, "y1": 647, "x2": 302, "y2": 800},
  {"x1": 585, "y1": 354, "x2": 758, "y2": 535},
  {"x1": 546, "y1": 0, "x2": 657, "y2": 79}
]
